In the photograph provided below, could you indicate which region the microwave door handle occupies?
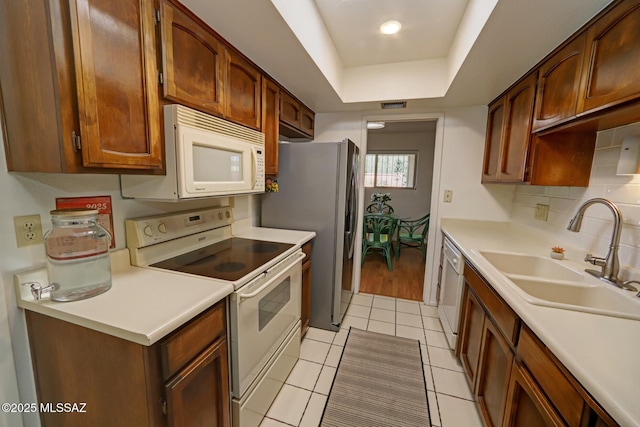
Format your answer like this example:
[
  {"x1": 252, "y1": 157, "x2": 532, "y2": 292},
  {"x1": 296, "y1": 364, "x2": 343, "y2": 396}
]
[
  {"x1": 252, "y1": 148, "x2": 257, "y2": 186},
  {"x1": 239, "y1": 252, "x2": 306, "y2": 301}
]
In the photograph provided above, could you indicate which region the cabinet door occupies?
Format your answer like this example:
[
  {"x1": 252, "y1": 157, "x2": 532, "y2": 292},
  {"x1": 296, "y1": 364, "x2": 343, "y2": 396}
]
[
  {"x1": 159, "y1": 0, "x2": 225, "y2": 116},
  {"x1": 499, "y1": 73, "x2": 536, "y2": 183},
  {"x1": 280, "y1": 91, "x2": 302, "y2": 129},
  {"x1": 457, "y1": 286, "x2": 485, "y2": 387},
  {"x1": 532, "y1": 34, "x2": 586, "y2": 131},
  {"x1": 300, "y1": 105, "x2": 315, "y2": 137},
  {"x1": 262, "y1": 77, "x2": 280, "y2": 176},
  {"x1": 577, "y1": 0, "x2": 640, "y2": 114},
  {"x1": 482, "y1": 98, "x2": 505, "y2": 182},
  {"x1": 165, "y1": 337, "x2": 230, "y2": 427},
  {"x1": 503, "y1": 362, "x2": 564, "y2": 427},
  {"x1": 70, "y1": 0, "x2": 162, "y2": 169},
  {"x1": 476, "y1": 319, "x2": 513, "y2": 427},
  {"x1": 226, "y1": 50, "x2": 261, "y2": 130}
]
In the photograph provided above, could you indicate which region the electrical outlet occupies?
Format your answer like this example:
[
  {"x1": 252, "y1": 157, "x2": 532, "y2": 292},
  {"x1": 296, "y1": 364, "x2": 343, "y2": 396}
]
[
  {"x1": 534, "y1": 204, "x2": 549, "y2": 222},
  {"x1": 443, "y1": 190, "x2": 453, "y2": 203},
  {"x1": 14, "y1": 214, "x2": 43, "y2": 247}
]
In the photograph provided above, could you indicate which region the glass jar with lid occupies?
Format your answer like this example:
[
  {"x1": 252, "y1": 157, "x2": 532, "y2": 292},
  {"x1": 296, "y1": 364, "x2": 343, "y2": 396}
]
[{"x1": 44, "y1": 208, "x2": 112, "y2": 302}]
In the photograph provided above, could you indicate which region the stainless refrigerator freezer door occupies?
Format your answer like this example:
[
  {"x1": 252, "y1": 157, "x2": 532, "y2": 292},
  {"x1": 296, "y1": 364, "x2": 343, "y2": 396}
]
[{"x1": 260, "y1": 141, "x2": 359, "y2": 331}]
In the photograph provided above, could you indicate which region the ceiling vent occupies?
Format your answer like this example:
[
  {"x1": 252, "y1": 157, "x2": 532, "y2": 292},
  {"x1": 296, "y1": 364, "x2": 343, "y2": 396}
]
[{"x1": 381, "y1": 101, "x2": 407, "y2": 109}]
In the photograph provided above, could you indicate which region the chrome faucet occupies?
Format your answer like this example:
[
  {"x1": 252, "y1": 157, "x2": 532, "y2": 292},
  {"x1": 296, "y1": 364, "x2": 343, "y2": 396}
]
[{"x1": 567, "y1": 198, "x2": 636, "y2": 291}]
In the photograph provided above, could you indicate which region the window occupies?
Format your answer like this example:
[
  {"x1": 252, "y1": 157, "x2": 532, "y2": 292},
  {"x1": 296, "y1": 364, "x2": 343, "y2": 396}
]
[{"x1": 364, "y1": 152, "x2": 417, "y2": 188}]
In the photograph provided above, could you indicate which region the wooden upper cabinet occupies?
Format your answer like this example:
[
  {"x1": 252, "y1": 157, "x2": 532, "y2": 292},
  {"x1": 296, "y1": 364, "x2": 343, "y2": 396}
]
[
  {"x1": 482, "y1": 73, "x2": 536, "y2": 183},
  {"x1": 482, "y1": 98, "x2": 505, "y2": 182},
  {"x1": 280, "y1": 91, "x2": 315, "y2": 138},
  {"x1": 578, "y1": 0, "x2": 640, "y2": 114},
  {"x1": 500, "y1": 73, "x2": 536, "y2": 182},
  {"x1": 0, "y1": 0, "x2": 162, "y2": 172},
  {"x1": 70, "y1": 0, "x2": 162, "y2": 170},
  {"x1": 225, "y1": 50, "x2": 262, "y2": 130},
  {"x1": 159, "y1": 0, "x2": 225, "y2": 116},
  {"x1": 532, "y1": 34, "x2": 587, "y2": 132},
  {"x1": 300, "y1": 106, "x2": 315, "y2": 137},
  {"x1": 262, "y1": 78, "x2": 280, "y2": 176},
  {"x1": 280, "y1": 91, "x2": 302, "y2": 129}
]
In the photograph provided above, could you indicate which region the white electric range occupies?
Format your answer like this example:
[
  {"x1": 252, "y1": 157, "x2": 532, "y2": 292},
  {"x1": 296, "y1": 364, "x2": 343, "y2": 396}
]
[{"x1": 126, "y1": 206, "x2": 304, "y2": 427}]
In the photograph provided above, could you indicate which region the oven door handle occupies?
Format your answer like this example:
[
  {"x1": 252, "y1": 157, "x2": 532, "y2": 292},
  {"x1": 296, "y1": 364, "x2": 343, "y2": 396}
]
[{"x1": 239, "y1": 252, "x2": 306, "y2": 302}]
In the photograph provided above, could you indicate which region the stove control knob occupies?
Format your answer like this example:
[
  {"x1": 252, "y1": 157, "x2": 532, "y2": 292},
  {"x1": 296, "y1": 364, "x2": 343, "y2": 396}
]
[
  {"x1": 218, "y1": 212, "x2": 223, "y2": 220},
  {"x1": 143, "y1": 226, "x2": 153, "y2": 237},
  {"x1": 225, "y1": 211, "x2": 231, "y2": 219},
  {"x1": 158, "y1": 223, "x2": 167, "y2": 233}
]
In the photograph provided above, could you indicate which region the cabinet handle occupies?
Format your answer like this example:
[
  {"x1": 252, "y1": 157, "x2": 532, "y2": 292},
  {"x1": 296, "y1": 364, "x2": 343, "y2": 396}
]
[
  {"x1": 71, "y1": 131, "x2": 82, "y2": 152},
  {"x1": 160, "y1": 398, "x2": 167, "y2": 416}
]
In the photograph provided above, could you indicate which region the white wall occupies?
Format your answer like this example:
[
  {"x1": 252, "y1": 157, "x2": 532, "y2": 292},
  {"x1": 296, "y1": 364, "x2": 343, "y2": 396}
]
[
  {"x1": 436, "y1": 107, "x2": 514, "y2": 222},
  {"x1": 0, "y1": 116, "x2": 258, "y2": 427},
  {"x1": 511, "y1": 122, "x2": 640, "y2": 278}
]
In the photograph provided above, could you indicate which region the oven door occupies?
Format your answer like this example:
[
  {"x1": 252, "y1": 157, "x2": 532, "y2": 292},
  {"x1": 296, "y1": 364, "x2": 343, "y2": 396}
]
[{"x1": 229, "y1": 251, "x2": 304, "y2": 398}]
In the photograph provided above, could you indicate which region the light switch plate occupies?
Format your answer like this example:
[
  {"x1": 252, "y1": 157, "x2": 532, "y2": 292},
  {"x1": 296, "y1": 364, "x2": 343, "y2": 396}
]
[
  {"x1": 443, "y1": 190, "x2": 453, "y2": 203},
  {"x1": 534, "y1": 204, "x2": 549, "y2": 221}
]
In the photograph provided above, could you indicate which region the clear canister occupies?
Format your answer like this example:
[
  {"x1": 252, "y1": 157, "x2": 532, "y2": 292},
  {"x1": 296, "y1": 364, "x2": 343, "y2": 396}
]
[{"x1": 44, "y1": 209, "x2": 112, "y2": 302}]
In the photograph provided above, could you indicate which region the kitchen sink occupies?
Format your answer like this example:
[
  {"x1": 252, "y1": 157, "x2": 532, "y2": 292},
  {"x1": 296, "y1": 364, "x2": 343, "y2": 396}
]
[
  {"x1": 480, "y1": 251, "x2": 584, "y2": 281},
  {"x1": 507, "y1": 277, "x2": 640, "y2": 321}
]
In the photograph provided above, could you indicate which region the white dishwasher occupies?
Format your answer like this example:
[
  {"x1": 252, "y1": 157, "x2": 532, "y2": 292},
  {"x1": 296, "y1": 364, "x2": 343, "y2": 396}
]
[{"x1": 437, "y1": 237, "x2": 465, "y2": 350}]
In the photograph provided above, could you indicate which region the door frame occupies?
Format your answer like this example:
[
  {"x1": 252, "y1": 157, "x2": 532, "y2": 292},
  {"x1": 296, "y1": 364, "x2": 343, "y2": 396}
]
[{"x1": 354, "y1": 112, "x2": 445, "y2": 305}]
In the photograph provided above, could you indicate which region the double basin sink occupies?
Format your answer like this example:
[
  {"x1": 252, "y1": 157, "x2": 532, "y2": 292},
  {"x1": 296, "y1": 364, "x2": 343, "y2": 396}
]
[{"x1": 479, "y1": 251, "x2": 640, "y2": 321}]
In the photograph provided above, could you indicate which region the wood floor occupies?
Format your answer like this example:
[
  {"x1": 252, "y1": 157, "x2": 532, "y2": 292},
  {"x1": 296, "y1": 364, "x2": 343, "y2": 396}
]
[{"x1": 359, "y1": 245, "x2": 426, "y2": 301}]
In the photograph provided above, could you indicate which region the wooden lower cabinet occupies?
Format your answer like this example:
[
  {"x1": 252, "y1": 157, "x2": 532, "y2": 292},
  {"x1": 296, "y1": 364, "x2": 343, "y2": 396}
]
[
  {"x1": 503, "y1": 362, "x2": 564, "y2": 427},
  {"x1": 476, "y1": 319, "x2": 513, "y2": 427},
  {"x1": 164, "y1": 339, "x2": 229, "y2": 427},
  {"x1": 459, "y1": 263, "x2": 618, "y2": 427},
  {"x1": 457, "y1": 286, "x2": 485, "y2": 386},
  {"x1": 26, "y1": 301, "x2": 230, "y2": 427},
  {"x1": 301, "y1": 241, "x2": 313, "y2": 337}
]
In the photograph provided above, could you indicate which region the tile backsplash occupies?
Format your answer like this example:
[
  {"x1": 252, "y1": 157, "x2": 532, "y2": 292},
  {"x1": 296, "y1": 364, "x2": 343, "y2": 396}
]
[{"x1": 512, "y1": 122, "x2": 640, "y2": 279}]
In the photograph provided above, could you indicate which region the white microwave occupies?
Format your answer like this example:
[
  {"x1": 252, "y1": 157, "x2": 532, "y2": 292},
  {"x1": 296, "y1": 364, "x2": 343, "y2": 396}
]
[{"x1": 121, "y1": 104, "x2": 265, "y2": 201}]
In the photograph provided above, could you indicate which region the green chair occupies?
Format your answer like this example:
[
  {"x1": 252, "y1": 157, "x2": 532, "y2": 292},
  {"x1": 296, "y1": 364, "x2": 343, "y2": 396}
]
[
  {"x1": 395, "y1": 213, "x2": 430, "y2": 259},
  {"x1": 366, "y1": 203, "x2": 394, "y2": 214},
  {"x1": 362, "y1": 214, "x2": 398, "y2": 271}
]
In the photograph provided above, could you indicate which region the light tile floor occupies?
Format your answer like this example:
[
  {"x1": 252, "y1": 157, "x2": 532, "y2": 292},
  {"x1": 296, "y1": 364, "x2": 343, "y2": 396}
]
[{"x1": 259, "y1": 293, "x2": 483, "y2": 427}]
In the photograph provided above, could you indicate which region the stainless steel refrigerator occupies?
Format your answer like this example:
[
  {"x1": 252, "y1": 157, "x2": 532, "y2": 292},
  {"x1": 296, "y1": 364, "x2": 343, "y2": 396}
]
[{"x1": 261, "y1": 140, "x2": 360, "y2": 331}]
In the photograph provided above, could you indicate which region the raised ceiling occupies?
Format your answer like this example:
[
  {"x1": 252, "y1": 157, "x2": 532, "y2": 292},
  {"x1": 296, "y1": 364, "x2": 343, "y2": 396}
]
[
  {"x1": 181, "y1": 0, "x2": 613, "y2": 113},
  {"x1": 313, "y1": 0, "x2": 469, "y2": 68}
]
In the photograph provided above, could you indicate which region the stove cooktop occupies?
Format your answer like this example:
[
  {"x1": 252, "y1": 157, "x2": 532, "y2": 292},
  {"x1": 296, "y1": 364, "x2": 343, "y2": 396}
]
[{"x1": 150, "y1": 238, "x2": 295, "y2": 282}]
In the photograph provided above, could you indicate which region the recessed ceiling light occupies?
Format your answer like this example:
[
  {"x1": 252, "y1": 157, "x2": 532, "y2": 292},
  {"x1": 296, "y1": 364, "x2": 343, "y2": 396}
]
[
  {"x1": 380, "y1": 20, "x2": 402, "y2": 35},
  {"x1": 367, "y1": 122, "x2": 385, "y2": 130}
]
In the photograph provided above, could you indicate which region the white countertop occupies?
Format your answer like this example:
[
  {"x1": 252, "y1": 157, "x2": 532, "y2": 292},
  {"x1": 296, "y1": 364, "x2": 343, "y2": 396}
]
[
  {"x1": 440, "y1": 219, "x2": 640, "y2": 426},
  {"x1": 14, "y1": 226, "x2": 315, "y2": 347},
  {"x1": 14, "y1": 249, "x2": 234, "y2": 346},
  {"x1": 232, "y1": 225, "x2": 316, "y2": 246}
]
